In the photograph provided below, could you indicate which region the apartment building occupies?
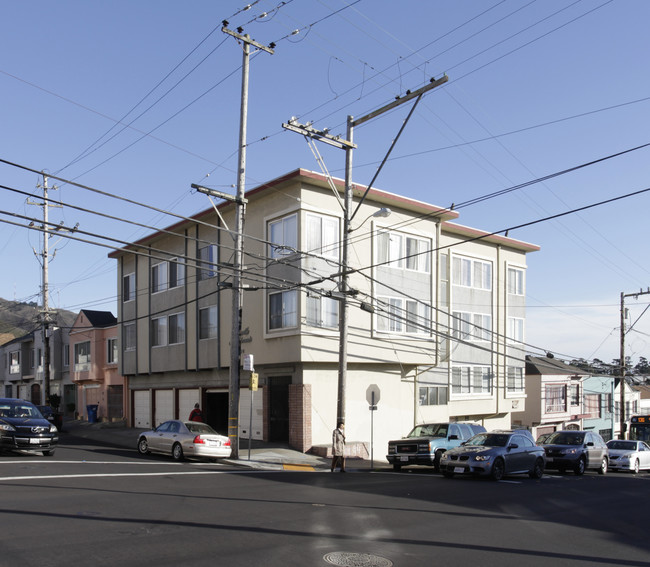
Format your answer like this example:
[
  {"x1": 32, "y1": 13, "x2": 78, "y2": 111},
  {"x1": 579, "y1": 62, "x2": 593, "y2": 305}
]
[{"x1": 109, "y1": 169, "x2": 539, "y2": 455}]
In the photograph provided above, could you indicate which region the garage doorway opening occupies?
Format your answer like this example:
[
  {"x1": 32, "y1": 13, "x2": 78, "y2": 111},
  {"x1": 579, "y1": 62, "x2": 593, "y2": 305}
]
[{"x1": 206, "y1": 391, "x2": 228, "y2": 436}]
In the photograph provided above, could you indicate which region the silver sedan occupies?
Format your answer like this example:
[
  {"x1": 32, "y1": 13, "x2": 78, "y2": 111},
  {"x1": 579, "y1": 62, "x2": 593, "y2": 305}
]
[
  {"x1": 607, "y1": 439, "x2": 650, "y2": 473},
  {"x1": 137, "y1": 420, "x2": 232, "y2": 461}
]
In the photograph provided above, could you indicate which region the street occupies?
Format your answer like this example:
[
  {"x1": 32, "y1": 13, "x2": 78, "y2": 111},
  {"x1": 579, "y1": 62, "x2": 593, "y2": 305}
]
[{"x1": 1, "y1": 435, "x2": 649, "y2": 567}]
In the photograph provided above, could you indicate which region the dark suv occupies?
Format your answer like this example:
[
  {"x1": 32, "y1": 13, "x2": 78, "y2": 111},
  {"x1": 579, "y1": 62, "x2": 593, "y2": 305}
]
[
  {"x1": 540, "y1": 430, "x2": 608, "y2": 475},
  {"x1": 0, "y1": 398, "x2": 59, "y2": 456}
]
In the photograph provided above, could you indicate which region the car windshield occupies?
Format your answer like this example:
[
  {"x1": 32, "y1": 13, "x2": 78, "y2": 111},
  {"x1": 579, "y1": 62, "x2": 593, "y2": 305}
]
[
  {"x1": 547, "y1": 432, "x2": 585, "y2": 445},
  {"x1": 407, "y1": 424, "x2": 447, "y2": 438},
  {"x1": 467, "y1": 433, "x2": 510, "y2": 447},
  {"x1": 186, "y1": 422, "x2": 218, "y2": 435},
  {"x1": 0, "y1": 401, "x2": 42, "y2": 419},
  {"x1": 607, "y1": 441, "x2": 636, "y2": 451}
]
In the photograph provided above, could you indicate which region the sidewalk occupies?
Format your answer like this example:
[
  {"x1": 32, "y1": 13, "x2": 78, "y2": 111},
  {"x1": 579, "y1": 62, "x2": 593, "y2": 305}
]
[{"x1": 62, "y1": 418, "x2": 378, "y2": 472}]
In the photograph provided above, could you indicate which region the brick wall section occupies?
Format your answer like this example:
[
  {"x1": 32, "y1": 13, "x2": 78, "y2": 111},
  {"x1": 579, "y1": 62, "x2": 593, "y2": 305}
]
[{"x1": 289, "y1": 383, "x2": 311, "y2": 453}]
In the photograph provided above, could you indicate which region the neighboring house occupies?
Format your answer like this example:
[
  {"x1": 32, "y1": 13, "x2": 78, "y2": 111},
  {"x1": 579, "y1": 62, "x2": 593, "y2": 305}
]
[
  {"x1": 0, "y1": 327, "x2": 70, "y2": 407},
  {"x1": 582, "y1": 375, "x2": 616, "y2": 442},
  {"x1": 516, "y1": 356, "x2": 589, "y2": 439},
  {"x1": 633, "y1": 382, "x2": 650, "y2": 415},
  {"x1": 613, "y1": 379, "x2": 640, "y2": 438},
  {"x1": 108, "y1": 168, "x2": 539, "y2": 454},
  {"x1": 69, "y1": 310, "x2": 125, "y2": 422}
]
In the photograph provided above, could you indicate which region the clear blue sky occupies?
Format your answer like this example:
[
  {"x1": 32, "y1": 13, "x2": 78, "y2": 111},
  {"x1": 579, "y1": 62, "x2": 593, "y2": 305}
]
[{"x1": 1, "y1": 0, "x2": 649, "y2": 365}]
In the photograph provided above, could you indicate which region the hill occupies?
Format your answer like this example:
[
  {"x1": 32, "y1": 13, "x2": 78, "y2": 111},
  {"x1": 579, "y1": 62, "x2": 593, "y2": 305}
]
[{"x1": 0, "y1": 298, "x2": 77, "y2": 345}]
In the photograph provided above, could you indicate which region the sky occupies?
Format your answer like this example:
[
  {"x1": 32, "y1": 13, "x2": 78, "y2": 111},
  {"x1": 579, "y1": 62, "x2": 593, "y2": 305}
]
[{"x1": 1, "y1": 0, "x2": 649, "y2": 366}]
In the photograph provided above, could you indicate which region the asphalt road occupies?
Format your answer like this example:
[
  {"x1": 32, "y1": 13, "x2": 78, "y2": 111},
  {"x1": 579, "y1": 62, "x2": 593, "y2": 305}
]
[{"x1": 1, "y1": 436, "x2": 649, "y2": 567}]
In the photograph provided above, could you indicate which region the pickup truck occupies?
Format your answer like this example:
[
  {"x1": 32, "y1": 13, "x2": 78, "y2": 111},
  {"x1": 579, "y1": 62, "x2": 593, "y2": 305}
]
[{"x1": 387, "y1": 422, "x2": 486, "y2": 471}]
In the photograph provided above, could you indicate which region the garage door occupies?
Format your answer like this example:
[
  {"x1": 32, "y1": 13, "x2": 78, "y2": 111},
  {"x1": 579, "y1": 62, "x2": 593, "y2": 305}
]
[
  {"x1": 179, "y1": 389, "x2": 200, "y2": 422},
  {"x1": 239, "y1": 388, "x2": 263, "y2": 440},
  {"x1": 154, "y1": 390, "x2": 174, "y2": 426},
  {"x1": 133, "y1": 391, "x2": 151, "y2": 429}
]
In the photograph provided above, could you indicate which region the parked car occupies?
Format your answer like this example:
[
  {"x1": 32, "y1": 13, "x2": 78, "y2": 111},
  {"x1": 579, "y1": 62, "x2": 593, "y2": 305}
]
[
  {"x1": 0, "y1": 398, "x2": 59, "y2": 456},
  {"x1": 540, "y1": 430, "x2": 608, "y2": 475},
  {"x1": 37, "y1": 405, "x2": 64, "y2": 432},
  {"x1": 137, "y1": 420, "x2": 232, "y2": 461},
  {"x1": 439, "y1": 430, "x2": 546, "y2": 481},
  {"x1": 606, "y1": 439, "x2": 650, "y2": 473},
  {"x1": 387, "y1": 422, "x2": 486, "y2": 472}
]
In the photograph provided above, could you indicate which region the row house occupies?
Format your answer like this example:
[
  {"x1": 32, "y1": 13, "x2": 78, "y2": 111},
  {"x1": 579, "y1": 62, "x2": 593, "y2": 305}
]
[
  {"x1": 0, "y1": 327, "x2": 71, "y2": 407},
  {"x1": 69, "y1": 310, "x2": 126, "y2": 422},
  {"x1": 108, "y1": 169, "x2": 539, "y2": 455}
]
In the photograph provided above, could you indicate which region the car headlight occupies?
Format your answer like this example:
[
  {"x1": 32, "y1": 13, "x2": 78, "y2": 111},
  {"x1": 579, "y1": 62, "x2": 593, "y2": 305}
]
[
  {"x1": 0, "y1": 423, "x2": 16, "y2": 432},
  {"x1": 440, "y1": 453, "x2": 449, "y2": 461},
  {"x1": 561, "y1": 448, "x2": 578, "y2": 455},
  {"x1": 49, "y1": 424, "x2": 58, "y2": 433},
  {"x1": 474, "y1": 455, "x2": 492, "y2": 462},
  {"x1": 388, "y1": 445, "x2": 396, "y2": 454}
]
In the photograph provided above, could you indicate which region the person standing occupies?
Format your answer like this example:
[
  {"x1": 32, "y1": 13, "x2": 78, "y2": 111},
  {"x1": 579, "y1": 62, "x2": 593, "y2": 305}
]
[
  {"x1": 189, "y1": 403, "x2": 203, "y2": 422},
  {"x1": 331, "y1": 422, "x2": 346, "y2": 472}
]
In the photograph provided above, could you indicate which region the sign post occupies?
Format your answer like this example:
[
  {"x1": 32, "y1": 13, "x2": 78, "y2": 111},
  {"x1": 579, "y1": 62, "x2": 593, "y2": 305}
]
[{"x1": 366, "y1": 385, "x2": 380, "y2": 469}]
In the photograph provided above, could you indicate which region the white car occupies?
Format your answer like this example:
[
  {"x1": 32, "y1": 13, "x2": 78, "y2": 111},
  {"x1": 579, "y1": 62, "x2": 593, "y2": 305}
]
[
  {"x1": 137, "y1": 420, "x2": 232, "y2": 461},
  {"x1": 606, "y1": 439, "x2": 650, "y2": 473}
]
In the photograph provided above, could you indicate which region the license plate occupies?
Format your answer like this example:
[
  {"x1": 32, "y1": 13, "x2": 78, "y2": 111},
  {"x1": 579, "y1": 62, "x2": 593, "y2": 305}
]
[
  {"x1": 453, "y1": 466, "x2": 465, "y2": 473},
  {"x1": 400, "y1": 456, "x2": 409, "y2": 462},
  {"x1": 29, "y1": 438, "x2": 43, "y2": 444},
  {"x1": 546, "y1": 457, "x2": 553, "y2": 462},
  {"x1": 208, "y1": 441, "x2": 221, "y2": 447}
]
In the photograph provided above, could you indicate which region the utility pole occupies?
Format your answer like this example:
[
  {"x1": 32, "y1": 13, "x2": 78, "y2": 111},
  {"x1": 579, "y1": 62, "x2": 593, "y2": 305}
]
[
  {"x1": 619, "y1": 288, "x2": 650, "y2": 438},
  {"x1": 28, "y1": 174, "x2": 61, "y2": 405},
  {"x1": 284, "y1": 75, "x2": 448, "y2": 426},
  {"x1": 200, "y1": 23, "x2": 273, "y2": 459}
]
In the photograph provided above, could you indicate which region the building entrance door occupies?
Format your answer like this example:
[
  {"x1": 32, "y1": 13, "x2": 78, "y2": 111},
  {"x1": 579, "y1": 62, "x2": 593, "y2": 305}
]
[
  {"x1": 269, "y1": 376, "x2": 290, "y2": 443},
  {"x1": 206, "y1": 391, "x2": 228, "y2": 436}
]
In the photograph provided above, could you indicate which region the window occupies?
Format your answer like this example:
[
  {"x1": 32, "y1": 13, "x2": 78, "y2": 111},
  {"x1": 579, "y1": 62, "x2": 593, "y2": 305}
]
[
  {"x1": 419, "y1": 386, "x2": 448, "y2": 406},
  {"x1": 306, "y1": 213, "x2": 338, "y2": 259},
  {"x1": 169, "y1": 258, "x2": 185, "y2": 288},
  {"x1": 269, "y1": 290, "x2": 297, "y2": 330},
  {"x1": 507, "y1": 317, "x2": 524, "y2": 344},
  {"x1": 123, "y1": 323, "x2": 136, "y2": 351},
  {"x1": 570, "y1": 384, "x2": 580, "y2": 406},
  {"x1": 452, "y1": 257, "x2": 492, "y2": 290},
  {"x1": 269, "y1": 214, "x2": 297, "y2": 258},
  {"x1": 123, "y1": 273, "x2": 135, "y2": 302},
  {"x1": 151, "y1": 262, "x2": 167, "y2": 293},
  {"x1": 107, "y1": 338, "x2": 118, "y2": 364},
  {"x1": 168, "y1": 313, "x2": 185, "y2": 345},
  {"x1": 151, "y1": 317, "x2": 167, "y2": 347},
  {"x1": 452, "y1": 312, "x2": 492, "y2": 341},
  {"x1": 545, "y1": 385, "x2": 567, "y2": 413},
  {"x1": 508, "y1": 267, "x2": 524, "y2": 295},
  {"x1": 63, "y1": 344, "x2": 70, "y2": 367},
  {"x1": 507, "y1": 367, "x2": 525, "y2": 393},
  {"x1": 9, "y1": 351, "x2": 20, "y2": 374},
  {"x1": 377, "y1": 296, "x2": 430, "y2": 335},
  {"x1": 199, "y1": 306, "x2": 218, "y2": 339},
  {"x1": 585, "y1": 394, "x2": 601, "y2": 418},
  {"x1": 452, "y1": 366, "x2": 493, "y2": 395},
  {"x1": 74, "y1": 341, "x2": 91, "y2": 371},
  {"x1": 30, "y1": 349, "x2": 35, "y2": 369},
  {"x1": 306, "y1": 294, "x2": 338, "y2": 328},
  {"x1": 198, "y1": 245, "x2": 217, "y2": 280},
  {"x1": 37, "y1": 348, "x2": 43, "y2": 369},
  {"x1": 376, "y1": 230, "x2": 430, "y2": 272}
]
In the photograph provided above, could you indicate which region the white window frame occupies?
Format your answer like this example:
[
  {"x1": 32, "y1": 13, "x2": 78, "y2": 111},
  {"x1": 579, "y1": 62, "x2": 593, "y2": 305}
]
[
  {"x1": 151, "y1": 262, "x2": 168, "y2": 294},
  {"x1": 199, "y1": 306, "x2": 218, "y2": 340},
  {"x1": 306, "y1": 294, "x2": 339, "y2": 329},
  {"x1": 74, "y1": 341, "x2": 91, "y2": 371},
  {"x1": 269, "y1": 290, "x2": 298, "y2": 330},
  {"x1": 507, "y1": 317, "x2": 525, "y2": 345},
  {"x1": 168, "y1": 312, "x2": 185, "y2": 345},
  {"x1": 305, "y1": 213, "x2": 339, "y2": 259},
  {"x1": 419, "y1": 386, "x2": 448, "y2": 406},
  {"x1": 376, "y1": 230, "x2": 430, "y2": 273},
  {"x1": 508, "y1": 267, "x2": 525, "y2": 295},
  {"x1": 269, "y1": 213, "x2": 298, "y2": 258},
  {"x1": 198, "y1": 245, "x2": 218, "y2": 281},
  {"x1": 377, "y1": 296, "x2": 430, "y2": 335},
  {"x1": 452, "y1": 311, "x2": 492, "y2": 342},
  {"x1": 452, "y1": 256, "x2": 492, "y2": 291},
  {"x1": 123, "y1": 272, "x2": 135, "y2": 302},
  {"x1": 451, "y1": 366, "x2": 493, "y2": 395},
  {"x1": 107, "y1": 338, "x2": 118, "y2": 365},
  {"x1": 9, "y1": 351, "x2": 20, "y2": 374},
  {"x1": 506, "y1": 367, "x2": 525, "y2": 393},
  {"x1": 545, "y1": 384, "x2": 567, "y2": 413}
]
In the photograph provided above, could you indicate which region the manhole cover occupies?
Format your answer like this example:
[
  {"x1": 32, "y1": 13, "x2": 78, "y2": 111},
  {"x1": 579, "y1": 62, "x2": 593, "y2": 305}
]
[{"x1": 323, "y1": 552, "x2": 393, "y2": 567}]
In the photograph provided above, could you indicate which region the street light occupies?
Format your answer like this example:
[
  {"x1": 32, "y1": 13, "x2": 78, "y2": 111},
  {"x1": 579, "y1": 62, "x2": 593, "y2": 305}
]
[{"x1": 349, "y1": 207, "x2": 392, "y2": 233}]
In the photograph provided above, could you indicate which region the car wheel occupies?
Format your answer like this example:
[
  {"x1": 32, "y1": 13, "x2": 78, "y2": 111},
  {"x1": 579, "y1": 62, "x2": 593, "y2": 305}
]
[
  {"x1": 598, "y1": 456, "x2": 608, "y2": 475},
  {"x1": 137, "y1": 437, "x2": 150, "y2": 455},
  {"x1": 574, "y1": 457, "x2": 586, "y2": 475},
  {"x1": 491, "y1": 458, "x2": 505, "y2": 481},
  {"x1": 433, "y1": 450, "x2": 445, "y2": 473},
  {"x1": 172, "y1": 442, "x2": 184, "y2": 461},
  {"x1": 42, "y1": 450, "x2": 55, "y2": 457},
  {"x1": 529, "y1": 458, "x2": 544, "y2": 479},
  {"x1": 392, "y1": 463, "x2": 402, "y2": 472}
]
